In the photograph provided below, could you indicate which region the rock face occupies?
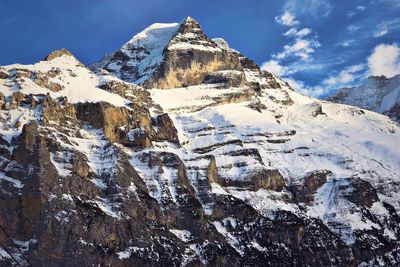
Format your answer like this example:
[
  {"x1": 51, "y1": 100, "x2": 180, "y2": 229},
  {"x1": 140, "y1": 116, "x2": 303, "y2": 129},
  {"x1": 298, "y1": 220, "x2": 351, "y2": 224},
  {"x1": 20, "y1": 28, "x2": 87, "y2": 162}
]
[
  {"x1": 327, "y1": 74, "x2": 400, "y2": 122},
  {"x1": 289, "y1": 170, "x2": 331, "y2": 204},
  {"x1": 93, "y1": 17, "x2": 273, "y2": 91},
  {"x1": 1, "y1": 18, "x2": 400, "y2": 267}
]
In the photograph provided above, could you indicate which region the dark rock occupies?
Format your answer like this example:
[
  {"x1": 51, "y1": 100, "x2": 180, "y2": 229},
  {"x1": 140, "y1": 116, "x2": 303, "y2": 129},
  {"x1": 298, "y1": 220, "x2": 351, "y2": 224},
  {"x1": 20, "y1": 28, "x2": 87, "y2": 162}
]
[
  {"x1": 222, "y1": 168, "x2": 286, "y2": 191},
  {"x1": 153, "y1": 113, "x2": 180, "y2": 145},
  {"x1": 342, "y1": 178, "x2": 379, "y2": 208},
  {"x1": 73, "y1": 153, "x2": 91, "y2": 178},
  {"x1": 206, "y1": 155, "x2": 220, "y2": 184},
  {"x1": 203, "y1": 70, "x2": 246, "y2": 87},
  {"x1": 289, "y1": 170, "x2": 331, "y2": 203}
]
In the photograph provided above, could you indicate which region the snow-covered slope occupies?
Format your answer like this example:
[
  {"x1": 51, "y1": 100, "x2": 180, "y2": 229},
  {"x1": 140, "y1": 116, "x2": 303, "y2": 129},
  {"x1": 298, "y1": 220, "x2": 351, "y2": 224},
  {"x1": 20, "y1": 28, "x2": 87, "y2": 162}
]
[
  {"x1": 94, "y1": 22, "x2": 180, "y2": 83},
  {"x1": 150, "y1": 78, "x2": 400, "y2": 241},
  {"x1": 0, "y1": 50, "x2": 130, "y2": 107},
  {"x1": 1, "y1": 18, "x2": 400, "y2": 267},
  {"x1": 327, "y1": 74, "x2": 400, "y2": 122}
]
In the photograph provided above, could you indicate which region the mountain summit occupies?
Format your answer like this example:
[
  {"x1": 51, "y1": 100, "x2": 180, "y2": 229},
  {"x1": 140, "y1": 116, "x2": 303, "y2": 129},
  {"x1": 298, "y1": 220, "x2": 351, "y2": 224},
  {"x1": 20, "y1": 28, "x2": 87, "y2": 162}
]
[
  {"x1": 328, "y1": 74, "x2": 400, "y2": 122},
  {"x1": 94, "y1": 17, "x2": 263, "y2": 89},
  {"x1": 0, "y1": 17, "x2": 400, "y2": 267}
]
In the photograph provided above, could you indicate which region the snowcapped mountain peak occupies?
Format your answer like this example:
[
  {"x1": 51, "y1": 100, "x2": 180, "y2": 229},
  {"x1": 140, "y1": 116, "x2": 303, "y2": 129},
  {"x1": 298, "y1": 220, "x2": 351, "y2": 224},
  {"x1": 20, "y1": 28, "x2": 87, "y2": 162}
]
[
  {"x1": 182, "y1": 16, "x2": 196, "y2": 23},
  {"x1": 175, "y1": 15, "x2": 202, "y2": 34},
  {"x1": 93, "y1": 17, "x2": 267, "y2": 89},
  {"x1": 125, "y1": 22, "x2": 179, "y2": 46},
  {"x1": 328, "y1": 73, "x2": 400, "y2": 121}
]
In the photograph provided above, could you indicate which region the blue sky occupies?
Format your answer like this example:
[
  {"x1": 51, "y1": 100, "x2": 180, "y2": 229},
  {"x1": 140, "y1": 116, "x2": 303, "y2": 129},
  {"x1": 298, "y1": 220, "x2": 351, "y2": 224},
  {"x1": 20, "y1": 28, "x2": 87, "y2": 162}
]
[{"x1": 0, "y1": 0, "x2": 399, "y2": 97}]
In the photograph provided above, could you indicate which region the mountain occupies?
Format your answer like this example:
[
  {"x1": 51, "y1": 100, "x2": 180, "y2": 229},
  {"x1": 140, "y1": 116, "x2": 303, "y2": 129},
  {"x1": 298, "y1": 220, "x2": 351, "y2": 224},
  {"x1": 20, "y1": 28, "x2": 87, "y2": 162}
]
[
  {"x1": 327, "y1": 74, "x2": 400, "y2": 122},
  {"x1": 92, "y1": 17, "x2": 263, "y2": 89},
  {"x1": 0, "y1": 17, "x2": 400, "y2": 266}
]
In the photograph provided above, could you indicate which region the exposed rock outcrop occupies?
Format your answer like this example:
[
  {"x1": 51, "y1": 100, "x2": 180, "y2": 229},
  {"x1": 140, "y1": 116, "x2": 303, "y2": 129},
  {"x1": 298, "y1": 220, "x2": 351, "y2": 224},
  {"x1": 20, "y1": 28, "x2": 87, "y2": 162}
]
[
  {"x1": 44, "y1": 48, "x2": 75, "y2": 61},
  {"x1": 289, "y1": 170, "x2": 331, "y2": 204},
  {"x1": 153, "y1": 113, "x2": 180, "y2": 145}
]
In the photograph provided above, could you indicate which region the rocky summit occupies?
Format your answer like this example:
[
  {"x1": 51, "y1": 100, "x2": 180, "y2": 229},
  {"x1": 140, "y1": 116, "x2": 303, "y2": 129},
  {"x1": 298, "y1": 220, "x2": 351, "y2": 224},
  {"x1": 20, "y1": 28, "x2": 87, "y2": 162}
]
[{"x1": 0, "y1": 17, "x2": 400, "y2": 267}]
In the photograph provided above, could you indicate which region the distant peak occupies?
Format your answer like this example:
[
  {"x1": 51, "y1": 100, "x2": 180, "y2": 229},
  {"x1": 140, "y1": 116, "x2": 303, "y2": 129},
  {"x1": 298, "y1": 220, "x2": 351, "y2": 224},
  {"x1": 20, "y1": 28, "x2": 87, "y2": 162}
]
[
  {"x1": 368, "y1": 75, "x2": 388, "y2": 80},
  {"x1": 178, "y1": 16, "x2": 200, "y2": 29},
  {"x1": 44, "y1": 48, "x2": 75, "y2": 61},
  {"x1": 183, "y1": 16, "x2": 196, "y2": 23}
]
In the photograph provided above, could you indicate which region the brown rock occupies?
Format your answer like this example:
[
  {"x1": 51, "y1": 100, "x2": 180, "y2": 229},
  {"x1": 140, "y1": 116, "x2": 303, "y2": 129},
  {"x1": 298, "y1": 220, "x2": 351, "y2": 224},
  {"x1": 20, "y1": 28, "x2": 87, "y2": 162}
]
[
  {"x1": 341, "y1": 177, "x2": 379, "y2": 207},
  {"x1": 203, "y1": 70, "x2": 246, "y2": 87},
  {"x1": 0, "y1": 69, "x2": 8, "y2": 79},
  {"x1": 73, "y1": 154, "x2": 90, "y2": 178},
  {"x1": 75, "y1": 102, "x2": 153, "y2": 148},
  {"x1": 252, "y1": 169, "x2": 286, "y2": 191},
  {"x1": 11, "y1": 91, "x2": 25, "y2": 108},
  {"x1": 289, "y1": 170, "x2": 331, "y2": 204},
  {"x1": 13, "y1": 68, "x2": 32, "y2": 79},
  {"x1": 222, "y1": 168, "x2": 286, "y2": 191},
  {"x1": 35, "y1": 72, "x2": 63, "y2": 92},
  {"x1": 44, "y1": 48, "x2": 74, "y2": 61},
  {"x1": 206, "y1": 155, "x2": 220, "y2": 184},
  {"x1": 153, "y1": 113, "x2": 180, "y2": 145}
]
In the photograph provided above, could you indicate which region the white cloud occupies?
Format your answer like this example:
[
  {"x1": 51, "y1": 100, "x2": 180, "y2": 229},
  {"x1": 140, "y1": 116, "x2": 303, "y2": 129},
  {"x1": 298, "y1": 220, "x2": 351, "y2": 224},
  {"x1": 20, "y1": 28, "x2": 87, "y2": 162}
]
[
  {"x1": 296, "y1": 28, "x2": 312, "y2": 37},
  {"x1": 261, "y1": 60, "x2": 285, "y2": 76},
  {"x1": 368, "y1": 43, "x2": 400, "y2": 77},
  {"x1": 283, "y1": 28, "x2": 298, "y2": 36},
  {"x1": 271, "y1": 11, "x2": 320, "y2": 62},
  {"x1": 347, "y1": 11, "x2": 356, "y2": 18},
  {"x1": 347, "y1": 5, "x2": 366, "y2": 17},
  {"x1": 323, "y1": 64, "x2": 366, "y2": 86},
  {"x1": 372, "y1": 19, "x2": 400, "y2": 38},
  {"x1": 374, "y1": 24, "x2": 389, "y2": 37},
  {"x1": 374, "y1": 28, "x2": 388, "y2": 37},
  {"x1": 275, "y1": 38, "x2": 321, "y2": 60},
  {"x1": 347, "y1": 24, "x2": 360, "y2": 32},
  {"x1": 285, "y1": 78, "x2": 327, "y2": 97},
  {"x1": 275, "y1": 11, "x2": 299, "y2": 26},
  {"x1": 284, "y1": 27, "x2": 311, "y2": 37},
  {"x1": 284, "y1": 0, "x2": 332, "y2": 18},
  {"x1": 341, "y1": 40, "x2": 354, "y2": 47}
]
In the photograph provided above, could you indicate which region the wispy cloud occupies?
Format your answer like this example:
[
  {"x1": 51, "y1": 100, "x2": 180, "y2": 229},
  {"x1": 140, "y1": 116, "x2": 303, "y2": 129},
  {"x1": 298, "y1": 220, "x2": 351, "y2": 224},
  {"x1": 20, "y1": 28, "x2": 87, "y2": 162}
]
[
  {"x1": 285, "y1": 78, "x2": 328, "y2": 97},
  {"x1": 323, "y1": 64, "x2": 366, "y2": 86},
  {"x1": 275, "y1": 11, "x2": 299, "y2": 26},
  {"x1": 373, "y1": 19, "x2": 400, "y2": 37},
  {"x1": 347, "y1": 11, "x2": 356, "y2": 18},
  {"x1": 275, "y1": 38, "x2": 320, "y2": 61},
  {"x1": 262, "y1": 9, "x2": 325, "y2": 97},
  {"x1": 268, "y1": 11, "x2": 320, "y2": 63},
  {"x1": 284, "y1": 27, "x2": 312, "y2": 37},
  {"x1": 340, "y1": 40, "x2": 354, "y2": 47},
  {"x1": 347, "y1": 24, "x2": 360, "y2": 32},
  {"x1": 284, "y1": 0, "x2": 333, "y2": 18},
  {"x1": 374, "y1": 25, "x2": 389, "y2": 37}
]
